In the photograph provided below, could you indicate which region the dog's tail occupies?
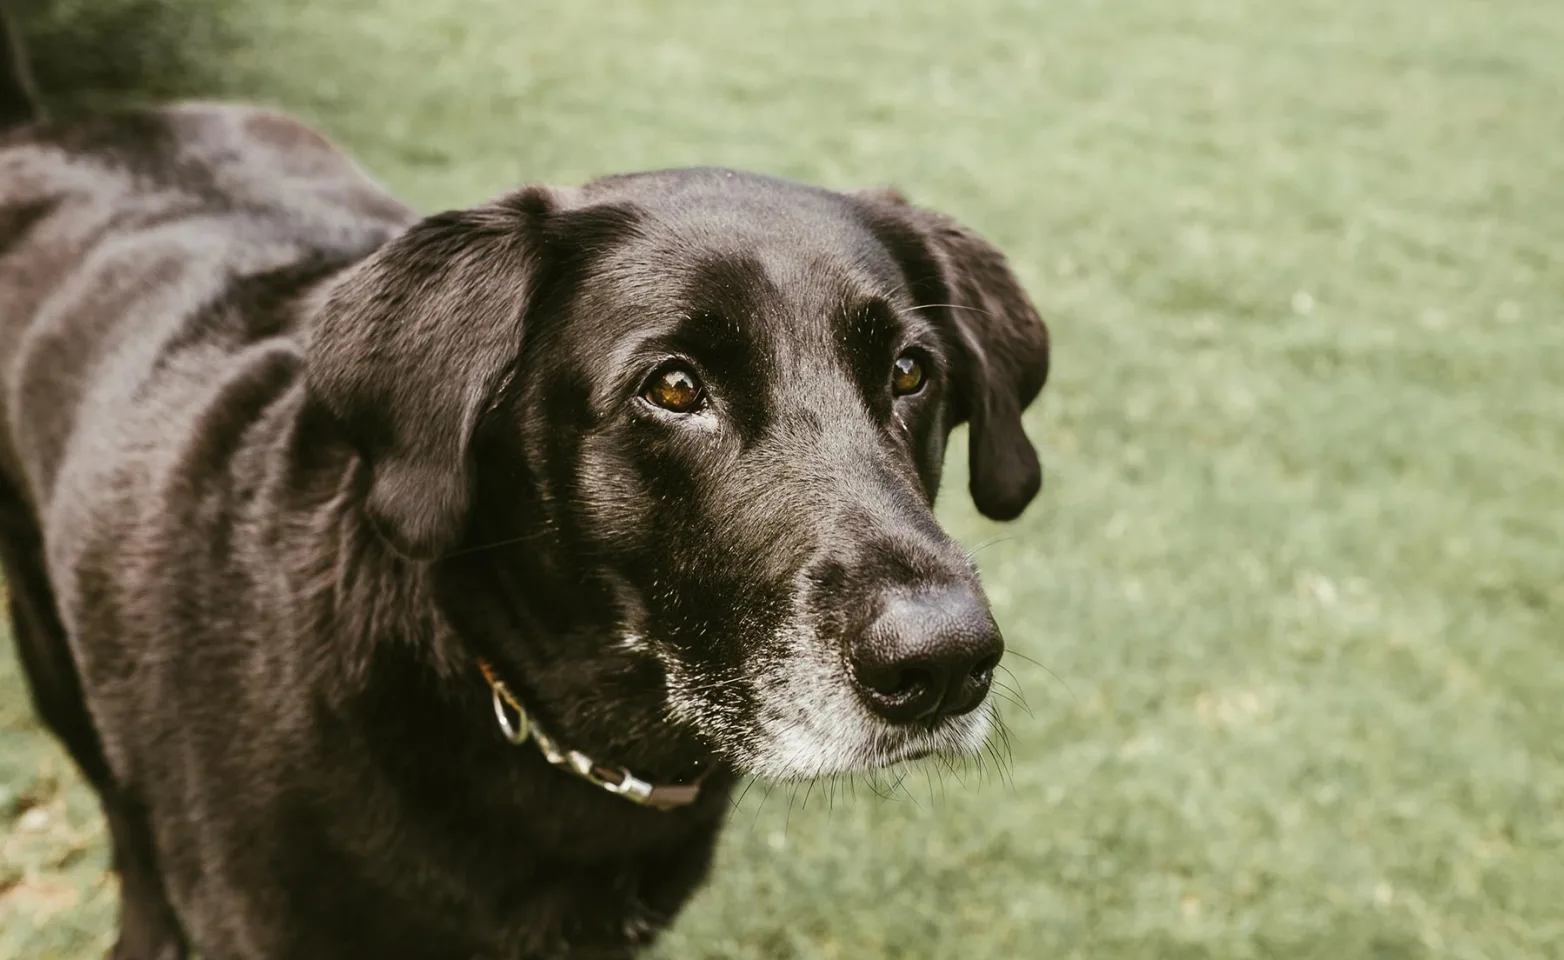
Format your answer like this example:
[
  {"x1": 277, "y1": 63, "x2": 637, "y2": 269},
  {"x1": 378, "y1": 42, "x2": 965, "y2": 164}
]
[{"x1": 0, "y1": 5, "x2": 41, "y2": 130}]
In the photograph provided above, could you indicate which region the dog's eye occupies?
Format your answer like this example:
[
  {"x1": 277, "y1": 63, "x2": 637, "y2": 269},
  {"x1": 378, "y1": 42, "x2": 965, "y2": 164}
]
[
  {"x1": 891, "y1": 353, "x2": 926, "y2": 396},
  {"x1": 643, "y1": 364, "x2": 704, "y2": 413}
]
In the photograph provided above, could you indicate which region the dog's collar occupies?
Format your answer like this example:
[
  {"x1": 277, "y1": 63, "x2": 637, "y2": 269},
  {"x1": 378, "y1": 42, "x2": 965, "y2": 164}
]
[{"x1": 476, "y1": 658, "x2": 709, "y2": 811}]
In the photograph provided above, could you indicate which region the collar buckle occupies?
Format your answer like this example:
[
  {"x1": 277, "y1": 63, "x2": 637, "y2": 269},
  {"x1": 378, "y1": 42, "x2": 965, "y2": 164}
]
[{"x1": 593, "y1": 767, "x2": 656, "y2": 804}]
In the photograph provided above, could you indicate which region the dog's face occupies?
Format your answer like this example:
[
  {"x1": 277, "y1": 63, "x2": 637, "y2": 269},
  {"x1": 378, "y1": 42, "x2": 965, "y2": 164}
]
[{"x1": 309, "y1": 169, "x2": 1049, "y2": 781}]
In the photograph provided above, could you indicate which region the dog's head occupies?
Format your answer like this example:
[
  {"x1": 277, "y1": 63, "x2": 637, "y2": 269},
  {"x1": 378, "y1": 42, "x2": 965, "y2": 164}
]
[{"x1": 308, "y1": 169, "x2": 1048, "y2": 781}]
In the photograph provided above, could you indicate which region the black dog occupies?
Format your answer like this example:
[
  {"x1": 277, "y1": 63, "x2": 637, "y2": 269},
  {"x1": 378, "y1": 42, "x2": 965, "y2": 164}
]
[{"x1": 0, "y1": 13, "x2": 1049, "y2": 959}]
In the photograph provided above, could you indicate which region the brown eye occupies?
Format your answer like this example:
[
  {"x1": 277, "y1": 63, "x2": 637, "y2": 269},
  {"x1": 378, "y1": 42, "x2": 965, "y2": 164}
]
[
  {"x1": 891, "y1": 353, "x2": 926, "y2": 396},
  {"x1": 643, "y1": 364, "x2": 704, "y2": 413}
]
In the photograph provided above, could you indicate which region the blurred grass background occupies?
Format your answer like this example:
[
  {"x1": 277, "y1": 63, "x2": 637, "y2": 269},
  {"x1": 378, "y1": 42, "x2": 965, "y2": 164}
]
[{"x1": 2, "y1": 0, "x2": 1560, "y2": 957}]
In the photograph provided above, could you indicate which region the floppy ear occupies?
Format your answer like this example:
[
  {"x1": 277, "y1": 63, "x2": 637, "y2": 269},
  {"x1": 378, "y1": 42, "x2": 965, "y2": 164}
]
[
  {"x1": 305, "y1": 188, "x2": 559, "y2": 560},
  {"x1": 854, "y1": 188, "x2": 1051, "y2": 521}
]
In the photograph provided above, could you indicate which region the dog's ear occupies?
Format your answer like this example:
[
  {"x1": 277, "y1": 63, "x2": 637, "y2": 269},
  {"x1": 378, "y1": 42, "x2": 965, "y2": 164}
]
[
  {"x1": 306, "y1": 188, "x2": 562, "y2": 560},
  {"x1": 854, "y1": 188, "x2": 1050, "y2": 521}
]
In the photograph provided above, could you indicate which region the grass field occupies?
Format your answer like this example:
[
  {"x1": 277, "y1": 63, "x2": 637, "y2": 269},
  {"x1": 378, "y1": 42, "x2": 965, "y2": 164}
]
[{"x1": 2, "y1": 0, "x2": 1561, "y2": 957}]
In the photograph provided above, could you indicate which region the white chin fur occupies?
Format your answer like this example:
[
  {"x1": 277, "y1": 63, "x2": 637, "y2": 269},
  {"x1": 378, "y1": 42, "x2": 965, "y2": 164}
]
[
  {"x1": 740, "y1": 698, "x2": 994, "y2": 782},
  {"x1": 734, "y1": 626, "x2": 996, "y2": 780},
  {"x1": 644, "y1": 617, "x2": 998, "y2": 783}
]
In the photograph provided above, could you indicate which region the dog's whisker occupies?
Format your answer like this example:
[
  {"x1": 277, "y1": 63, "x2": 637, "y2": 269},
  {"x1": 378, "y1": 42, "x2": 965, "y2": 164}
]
[
  {"x1": 1002, "y1": 649, "x2": 1079, "y2": 704},
  {"x1": 982, "y1": 737, "x2": 1009, "y2": 793},
  {"x1": 999, "y1": 727, "x2": 1017, "y2": 785},
  {"x1": 729, "y1": 774, "x2": 763, "y2": 813},
  {"x1": 784, "y1": 781, "x2": 806, "y2": 837},
  {"x1": 991, "y1": 682, "x2": 1034, "y2": 719},
  {"x1": 995, "y1": 712, "x2": 1015, "y2": 755},
  {"x1": 992, "y1": 749, "x2": 1010, "y2": 792},
  {"x1": 965, "y1": 534, "x2": 1018, "y2": 556},
  {"x1": 989, "y1": 687, "x2": 1028, "y2": 714},
  {"x1": 904, "y1": 301, "x2": 999, "y2": 319},
  {"x1": 957, "y1": 750, "x2": 978, "y2": 790},
  {"x1": 949, "y1": 754, "x2": 970, "y2": 795},
  {"x1": 436, "y1": 529, "x2": 551, "y2": 560},
  {"x1": 1001, "y1": 648, "x2": 1045, "y2": 669},
  {"x1": 995, "y1": 662, "x2": 1028, "y2": 697},
  {"x1": 992, "y1": 676, "x2": 1025, "y2": 698},
  {"x1": 999, "y1": 721, "x2": 1018, "y2": 784},
  {"x1": 991, "y1": 695, "x2": 1025, "y2": 718},
  {"x1": 748, "y1": 781, "x2": 780, "y2": 835},
  {"x1": 865, "y1": 776, "x2": 893, "y2": 802}
]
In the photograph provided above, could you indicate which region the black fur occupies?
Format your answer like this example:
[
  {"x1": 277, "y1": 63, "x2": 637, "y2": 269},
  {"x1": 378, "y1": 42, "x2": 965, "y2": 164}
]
[{"x1": 0, "y1": 24, "x2": 1050, "y2": 960}]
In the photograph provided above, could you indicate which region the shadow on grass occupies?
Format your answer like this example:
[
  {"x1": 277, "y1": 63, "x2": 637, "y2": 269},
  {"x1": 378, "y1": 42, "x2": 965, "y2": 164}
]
[{"x1": 10, "y1": 0, "x2": 240, "y2": 116}]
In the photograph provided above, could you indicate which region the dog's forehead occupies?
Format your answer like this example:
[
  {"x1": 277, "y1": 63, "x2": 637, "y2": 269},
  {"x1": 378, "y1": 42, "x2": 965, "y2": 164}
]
[
  {"x1": 567, "y1": 178, "x2": 910, "y2": 349},
  {"x1": 633, "y1": 197, "x2": 887, "y2": 284}
]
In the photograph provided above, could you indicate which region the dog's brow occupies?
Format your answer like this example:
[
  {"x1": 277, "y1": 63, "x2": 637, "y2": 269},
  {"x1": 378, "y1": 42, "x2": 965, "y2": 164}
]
[
  {"x1": 662, "y1": 310, "x2": 756, "y2": 371},
  {"x1": 841, "y1": 299, "x2": 901, "y2": 348},
  {"x1": 681, "y1": 251, "x2": 772, "y2": 301},
  {"x1": 668, "y1": 253, "x2": 779, "y2": 357}
]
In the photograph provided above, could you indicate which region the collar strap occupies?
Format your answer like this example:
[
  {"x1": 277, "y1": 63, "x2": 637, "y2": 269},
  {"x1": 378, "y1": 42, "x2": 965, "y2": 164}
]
[{"x1": 476, "y1": 658, "x2": 708, "y2": 811}]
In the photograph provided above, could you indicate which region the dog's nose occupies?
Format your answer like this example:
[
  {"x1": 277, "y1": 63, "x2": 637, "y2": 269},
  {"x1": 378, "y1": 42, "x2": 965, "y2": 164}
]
[{"x1": 848, "y1": 586, "x2": 1004, "y2": 724}]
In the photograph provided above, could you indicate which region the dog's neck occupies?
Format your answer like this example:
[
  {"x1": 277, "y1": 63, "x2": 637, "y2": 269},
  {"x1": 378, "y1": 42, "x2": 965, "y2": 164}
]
[
  {"x1": 280, "y1": 473, "x2": 717, "y2": 797},
  {"x1": 429, "y1": 546, "x2": 722, "y2": 785}
]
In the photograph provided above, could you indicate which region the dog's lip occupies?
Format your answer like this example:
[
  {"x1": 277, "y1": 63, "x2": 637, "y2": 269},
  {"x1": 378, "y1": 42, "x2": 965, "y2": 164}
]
[
  {"x1": 888, "y1": 742, "x2": 938, "y2": 764},
  {"x1": 865, "y1": 720, "x2": 978, "y2": 769}
]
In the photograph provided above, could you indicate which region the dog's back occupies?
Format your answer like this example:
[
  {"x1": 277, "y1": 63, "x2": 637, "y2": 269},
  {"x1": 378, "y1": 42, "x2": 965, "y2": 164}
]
[{"x1": 0, "y1": 92, "x2": 415, "y2": 502}]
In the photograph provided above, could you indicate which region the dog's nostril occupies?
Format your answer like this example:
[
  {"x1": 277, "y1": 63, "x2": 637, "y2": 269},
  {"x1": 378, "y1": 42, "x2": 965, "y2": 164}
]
[
  {"x1": 861, "y1": 666, "x2": 934, "y2": 700},
  {"x1": 970, "y1": 653, "x2": 1001, "y2": 685}
]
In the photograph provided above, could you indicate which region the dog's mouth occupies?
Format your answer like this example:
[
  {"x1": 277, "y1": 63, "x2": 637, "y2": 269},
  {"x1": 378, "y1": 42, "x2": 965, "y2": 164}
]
[
  {"x1": 664, "y1": 651, "x2": 999, "y2": 783},
  {"x1": 741, "y1": 695, "x2": 996, "y2": 782}
]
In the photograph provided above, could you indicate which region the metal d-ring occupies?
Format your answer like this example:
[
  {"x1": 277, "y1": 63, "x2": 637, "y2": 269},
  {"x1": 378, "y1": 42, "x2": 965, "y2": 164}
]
[{"x1": 490, "y1": 686, "x2": 531, "y2": 745}]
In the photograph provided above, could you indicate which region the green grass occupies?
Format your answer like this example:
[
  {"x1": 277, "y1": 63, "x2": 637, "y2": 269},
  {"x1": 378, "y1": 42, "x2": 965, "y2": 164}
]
[{"x1": 3, "y1": 0, "x2": 1561, "y2": 956}]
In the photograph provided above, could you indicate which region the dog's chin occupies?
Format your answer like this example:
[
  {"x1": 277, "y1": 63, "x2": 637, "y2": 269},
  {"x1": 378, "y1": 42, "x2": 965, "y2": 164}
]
[{"x1": 731, "y1": 697, "x2": 995, "y2": 783}]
